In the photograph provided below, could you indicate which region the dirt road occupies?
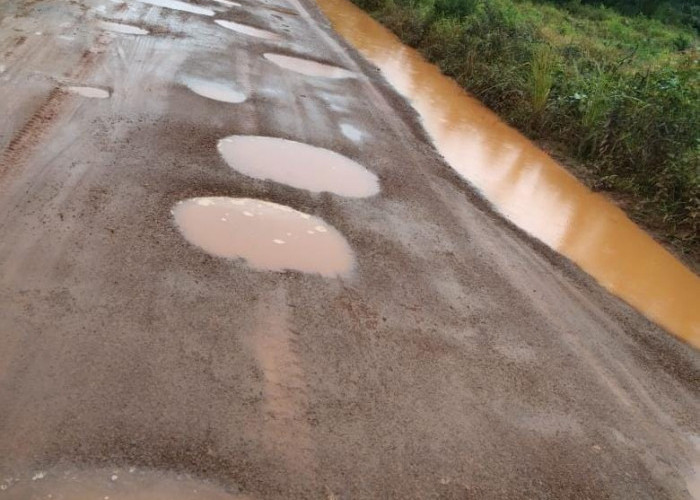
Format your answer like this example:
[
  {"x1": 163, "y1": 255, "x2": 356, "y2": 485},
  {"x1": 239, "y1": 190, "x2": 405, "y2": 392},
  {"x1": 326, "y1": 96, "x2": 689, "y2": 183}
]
[{"x1": 0, "y1": 0, "x2": 698, "y2": 497}]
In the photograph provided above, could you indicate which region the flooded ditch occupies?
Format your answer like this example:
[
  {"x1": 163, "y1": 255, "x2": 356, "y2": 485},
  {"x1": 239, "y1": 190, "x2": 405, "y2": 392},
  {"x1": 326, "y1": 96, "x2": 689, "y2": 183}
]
[{"x1": 316, "y1": 0, "x2": 700, "y2": 347}]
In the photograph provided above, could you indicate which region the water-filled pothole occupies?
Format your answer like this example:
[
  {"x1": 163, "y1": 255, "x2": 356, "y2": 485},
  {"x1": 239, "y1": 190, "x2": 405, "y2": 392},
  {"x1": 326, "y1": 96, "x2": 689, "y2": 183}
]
[
  {"x1": 64, "y1": 86, "x2": 110, "y2": 98},
  {"x1": 173, "y1": 197, "x2": 355, "y2": 277},
  {"x1": 138, "y1": 0, "x2": 215, "y2": 15},
  {"x1": 99, "y1": 20, "x2": 149, "y2": 35},
  {"x1": 217, "y1": 135, "x2": 379, "y2": 197},
  {"x1": 183, "y1": 76, "x2": 246, "y2": 103},
  {"x1": 214, "y1": 19, "x2": 279, "y2": 39},
  {"x1": 0, "y1": 466, "x2": 244, "y2": 500},
  {"x1": 263, "y1": 53, "x2": 355, "y2": 79}
]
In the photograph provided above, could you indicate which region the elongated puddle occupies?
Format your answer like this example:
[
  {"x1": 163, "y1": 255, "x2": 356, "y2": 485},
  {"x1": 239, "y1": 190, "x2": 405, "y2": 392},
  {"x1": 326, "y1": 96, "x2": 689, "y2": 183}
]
[
  {"x1": 183, "y1": 76, "x2": 246, "y2": 103},
  {"x1": 64, "y1": 86, "x2": 110, "y2": 98},
  {"x1": 263, "y1": 53, "x2": 355, "y2": 79},
  {"x1": 215, "y1": 19, "x2": 279, "y2": 39},
  {"x1": 99, "y1": 21, "x2": 149, "y2": 35},
  {"x1": 138, "y1": 0, "x2": 215, "y2": 15},
  {"x1": 217, "y1": 135, "x2": 379, "y2": 197},
  {"x1": 317, "y1": 0, "x2": 700, "y2": 346},
  {"x1": 1, "y1": 466, "x2": 246, "y2": 499},
  {"x1": 173, "y1": 197, "x2": 354, "y2": 277}
]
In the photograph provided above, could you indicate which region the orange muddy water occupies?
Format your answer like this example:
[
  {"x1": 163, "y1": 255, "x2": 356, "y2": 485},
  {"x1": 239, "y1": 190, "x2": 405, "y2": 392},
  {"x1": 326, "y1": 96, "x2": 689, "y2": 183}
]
[{"x1": 316, "y1": 0, "x2": 700, "y2": 347}]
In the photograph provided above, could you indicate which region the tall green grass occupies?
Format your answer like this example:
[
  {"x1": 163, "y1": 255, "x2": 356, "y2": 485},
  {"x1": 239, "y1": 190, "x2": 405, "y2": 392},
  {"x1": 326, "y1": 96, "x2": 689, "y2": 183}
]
[{"x1": 352, "y1": 0, "x2": 700, "y2": 257}]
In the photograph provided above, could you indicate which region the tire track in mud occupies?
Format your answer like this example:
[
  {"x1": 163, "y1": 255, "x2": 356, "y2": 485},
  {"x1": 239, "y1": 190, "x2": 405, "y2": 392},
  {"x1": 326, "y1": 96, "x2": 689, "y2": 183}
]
[
  {"x1": 0, "y1": 46, "x2": 106, "y2": 183},
  {"x1": 250, "y1": 287, "x2": 317, "y2": 488}
]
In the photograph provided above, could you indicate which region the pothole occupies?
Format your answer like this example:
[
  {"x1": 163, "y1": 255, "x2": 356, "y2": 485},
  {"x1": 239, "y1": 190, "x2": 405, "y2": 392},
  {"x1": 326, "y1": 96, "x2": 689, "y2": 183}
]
[
  {"x1": 64, "y1": 86, "x2": 111, "y2": 98},
  {"x1": 0, "y1": 466, "x2": 246, "y2": 500},
  {"x1": 182, "y1": 76, "x2": 246, "y2": 103},
  {"x1": 214, "y1": 19, "x2": 279, "y2": 39},
  {"x1": 263, "y1": 53, "x2": 354, "y2": 79},
  {"x1": 137, "y1": 0, "x2": 215, "y2": 15},
  {"x1": 173, "y1": 197, "x2": 355, "y2": 277},
  {"x1": 217, "y1": 135, "x2": 379, "y2": 197},
  {"x1": 99, "y1": 20, "x2": 150, "y2": 35}
]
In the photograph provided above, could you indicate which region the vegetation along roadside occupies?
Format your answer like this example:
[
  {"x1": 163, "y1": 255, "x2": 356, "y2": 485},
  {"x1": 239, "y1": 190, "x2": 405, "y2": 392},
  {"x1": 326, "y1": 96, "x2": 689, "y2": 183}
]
[{"x1": 349, "y1": 0, "x2": 699, "y2": 264}]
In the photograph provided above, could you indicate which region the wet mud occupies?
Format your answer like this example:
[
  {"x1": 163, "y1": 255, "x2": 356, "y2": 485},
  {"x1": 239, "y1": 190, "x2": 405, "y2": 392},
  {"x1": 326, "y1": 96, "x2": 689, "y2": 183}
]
[{"x1": 0, "y1": 0, "x2": 698, "y2": 497}]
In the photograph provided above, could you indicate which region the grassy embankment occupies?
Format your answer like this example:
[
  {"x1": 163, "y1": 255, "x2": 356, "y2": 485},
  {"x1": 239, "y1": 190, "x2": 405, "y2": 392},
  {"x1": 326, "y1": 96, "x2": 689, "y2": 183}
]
[{"x1": 351, "y1": 0, "x2": 699, "y2": 260}]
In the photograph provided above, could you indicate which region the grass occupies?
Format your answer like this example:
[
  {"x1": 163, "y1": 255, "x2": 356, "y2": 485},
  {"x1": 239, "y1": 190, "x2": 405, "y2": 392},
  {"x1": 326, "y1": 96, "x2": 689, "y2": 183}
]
[{"x1": 350, "y1": 0, "x2": 700, "y2": 260}]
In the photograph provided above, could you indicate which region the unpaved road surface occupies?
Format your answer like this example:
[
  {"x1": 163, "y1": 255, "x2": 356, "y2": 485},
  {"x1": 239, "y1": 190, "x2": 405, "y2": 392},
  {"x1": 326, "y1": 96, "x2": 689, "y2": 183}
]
[{"x1": 0, "y1": 0, "x2": 699, "y2": 497}]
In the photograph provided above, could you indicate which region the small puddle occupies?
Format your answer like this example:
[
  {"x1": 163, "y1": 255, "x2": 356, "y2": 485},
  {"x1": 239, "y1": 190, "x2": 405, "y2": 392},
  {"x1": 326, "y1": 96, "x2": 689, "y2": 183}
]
[
  {"x1": 340, "y1": 123, "x2": 363, "y2": 142},
  {"x1": 173, "y1": 197, "x2": 355, "y2": 277},
  {"x1": 212, "y1": 0, "x2": 241, "y2": 6},
  {"x1": 183, "y1": 76, "x2": 246, "y2": 103},
  {"x1": 217, "y1": 135, "x2": 379, "y2": 197},
  {"x1": 214, "y1": 19, "x2": 280, "y2": 39},
  {"x1": 263, "y1": 53, "x2": 355, "y2": 79},
  {"x1": 0, "y1": 466, "x2": 247, "y2": 500},
  {"x1": 137, "y1": 0, "x2": 215, "y2": 15},
  {"x1": 317, "y1": 0, "x2": 700, "y2": 347},
  {"x1": 99, "y1": 20, "x2": 149, "y2": 35},
  {"x1": 64, "y1": 86, "x2": 110, "y2": 98}
]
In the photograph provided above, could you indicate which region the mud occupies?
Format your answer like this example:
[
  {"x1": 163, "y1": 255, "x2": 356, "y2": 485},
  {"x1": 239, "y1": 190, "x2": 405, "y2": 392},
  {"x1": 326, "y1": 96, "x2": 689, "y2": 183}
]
[
  {"x1": 217, "y1": 135, "x2": 380, "y2": 197},
  {"x1": 98, "y1": 20, "x2": 149, "y2": 35},
  {"x1": 0, "y1": 0, "x2": 698, "y2": 497}
]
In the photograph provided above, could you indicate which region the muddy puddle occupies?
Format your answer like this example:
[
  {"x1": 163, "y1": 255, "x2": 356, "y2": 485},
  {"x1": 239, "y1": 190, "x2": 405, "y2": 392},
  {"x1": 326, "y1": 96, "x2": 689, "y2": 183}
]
[
  {"x1": 182, "y1": 76, "x2": 246, "y2": 103},
  {"x1": 64, "y1": 86, "x2": 110, "y2": 98},
  {"x1": 317, "y1": 0, "x2": 700, "y2": 346},
  {"x1": 0, "y1": 466, "x2": 247, "y2": 499},
  {"x1": 99, "y1": 20, "x2": 149, "y2": 35},
  {"x1": 173, "y1": 197, "x2": 355, "y2": 277},
  {"x1": 263, "y1": 53, "x2": 355, "y2": 79},
  {"x1": 214, "y1": 20, "x2": 279, "y2": 39},
  {"x1": 217, "y1": 135, "x2": 379, "y2": 197},
  {"x1": 137, "y1": 0, "x2": 215, "y2": 15}
]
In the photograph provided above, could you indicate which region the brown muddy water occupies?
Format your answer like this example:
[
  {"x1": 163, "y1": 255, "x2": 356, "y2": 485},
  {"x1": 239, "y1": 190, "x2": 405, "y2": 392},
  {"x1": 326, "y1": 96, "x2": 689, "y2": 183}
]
[
  {"x1": 217, "y1": 135, "x2": 380, "y2": 197},
  {"x1": 263, "y1": 53, "x2": 355, "y2": 79},
  {"x1": 316, "y1": 0, "x2": 700, "y2": 347},
  {"x1": 172, "y1": 197, "x2": 355, "y2": 277},
  {"x1": 0, "y1": 466, "x2": 248, "y2": 499},
  {"x1": 214, "y1": 20, "x2": 280, "y2": 40}
]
